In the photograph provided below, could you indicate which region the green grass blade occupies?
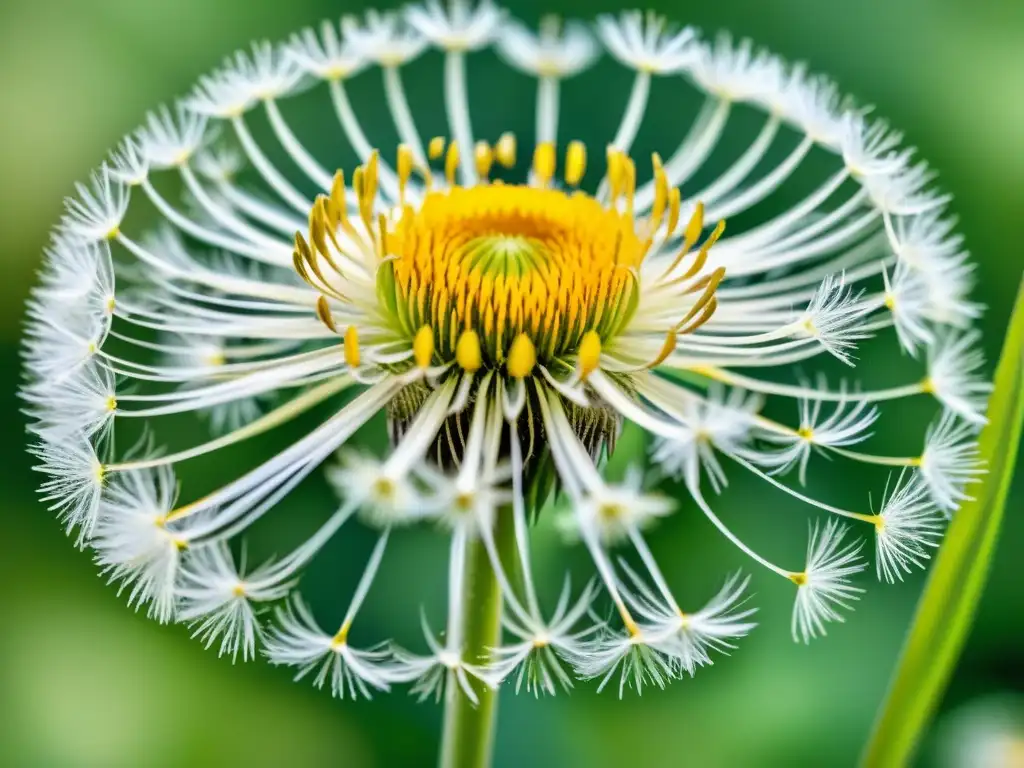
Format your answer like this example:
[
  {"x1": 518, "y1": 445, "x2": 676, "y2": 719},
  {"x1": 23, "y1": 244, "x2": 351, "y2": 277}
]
[{"x1": 862, "y1": 278, "x2": 1024, "y2": 767}]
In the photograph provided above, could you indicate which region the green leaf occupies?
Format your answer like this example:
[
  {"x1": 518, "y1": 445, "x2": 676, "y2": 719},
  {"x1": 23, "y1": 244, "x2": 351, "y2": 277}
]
[{"x1": 862, "y1": 278, "x2": 1024, "y2": 767}]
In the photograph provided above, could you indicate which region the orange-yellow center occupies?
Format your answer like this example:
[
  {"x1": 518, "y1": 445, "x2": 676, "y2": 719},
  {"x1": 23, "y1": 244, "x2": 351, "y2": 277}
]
[{"x1": 377, "y1": 184, "x2": 645, "y2": 365}]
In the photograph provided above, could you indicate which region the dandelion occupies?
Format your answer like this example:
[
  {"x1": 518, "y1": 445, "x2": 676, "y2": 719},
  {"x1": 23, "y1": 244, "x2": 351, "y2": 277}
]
[{"x1": 24, "y1": 4, "x2": 987, "y2": 734}]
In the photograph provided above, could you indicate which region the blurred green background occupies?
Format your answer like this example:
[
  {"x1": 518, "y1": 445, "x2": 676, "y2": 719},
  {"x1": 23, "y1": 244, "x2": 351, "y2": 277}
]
[{"x1": 1, "y1": 1, "x2": 1022, "y2": 766}]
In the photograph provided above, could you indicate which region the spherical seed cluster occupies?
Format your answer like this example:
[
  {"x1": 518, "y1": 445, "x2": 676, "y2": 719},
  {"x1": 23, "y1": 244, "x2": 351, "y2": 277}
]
[{"x1": 23, "y1": 2, "x2": 989, "y2": 701}]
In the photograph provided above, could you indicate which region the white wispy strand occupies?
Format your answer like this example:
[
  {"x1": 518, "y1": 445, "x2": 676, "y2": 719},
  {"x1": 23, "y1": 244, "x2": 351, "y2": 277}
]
[
  {"x1": 567, "y1": 468, "x2": 675, "y2": 545},
  {"x1": 800, "y1": 273, "x2": 874, "y2": 364},
  {"x1": 685, "y1": 33, "x2": 780, "y2": 102},
  {"x1": 926, "y1": 328, "x2": 991, "y2": 425},
  {"x1": 264, "y1": 598, "x2": 397, "y2": 700},
  {"x1": 93, "y1": 466, "x2": 185, "y2": 622},
  {"x1": 648, "y1": 383, "x2": 762, "y2": 493},
  {"x1": 792, "y1": 519, "x2": 866, "y2": 643},
  {"x1": 176, "y1": 542, "x2": 294, "y2": 662},
  {"x1": 342, "y1": 10, "x2": 428, "y2": 66},
  {"x1": 758, "y1": 392, "x2": 879, "y2": 485},
  {"x1": 107, "y1": 137, "x2": 150, "y2": 187},
  {"x1": 496, "y1": 16, "x2": 599, "y2": 78},
  {"x1": 568, "y1": 628, "x2": 678, "y2": 698},
  {"x1": 31, "y1": 237, "x2": 115, "y2": 314},
  {"x1": 59, "y1": 168, "x2": 128, "y2": 243},
  {"x1": 187, "y1": 41, "x2": 304, "y2": 118},
  {"x1": 840, "y1": 112, "x2": 907, "y2": 178},
  {"x1": 136, "y1": 104, "x2": 209, "y2": 169},
  {"x1": 865, "y1": 161, "x2": 950, "y2": 215},
  {"x1": 490, "y1": 579, "x2": 598, "y2": 696},
  {"x1": 31, "y1": 434, "x2": 106, "y2": 544},
  {"x1": 23, "y1": 362, "x2": 118, "y2": 441},
  {"x1": 883, "y1": 260, "x2": 935, "y2": 355},
  {"x1": 890, "y1": 210, "x2": 981, "y2": 328},
  {"x1": 406, "y1": 0, "x2": 504, "y2": 51},
  {"x1": 287, "y1": 20, "x2": 369, "y2": 81},
  {"x1": 596, "y1": 10, "x2": 697, "y2": 74},
  {"x1": 766, "y1": 64, "x2": 848, "y2": 147},
  {"x1": 919, "y1": 411, "x2": 985, "y2": 515},
  {"x1": 873, "y1": 472, "x2": 943, "y2": 584},
  {"x1": 620, "y1": 565, "x2": 757, "y2": 676}
]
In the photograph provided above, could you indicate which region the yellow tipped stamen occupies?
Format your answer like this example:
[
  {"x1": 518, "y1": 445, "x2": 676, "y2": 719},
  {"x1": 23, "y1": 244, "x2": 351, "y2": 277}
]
[
  {"x1": 414, "y1": 325, "x2": 435, "y2": 369},
  {"x1": 578, "y1": 330, "x2": 602, "y2": 379},
  {"x1": 651, "y1": 153, "x2": 668, "y2": 230},
  {"x1": 507, "y1": 334, "x2": 537, "y2": 378},
  {"x1": 445, "y1": 141, "x2": 460, "y2": 186},
  {"x1": 678, "y1": 296, "x2": 718, "y2": 335},
  {"x1": 565, "y1": 141, "x2": 587, "y2": 186},
  {"x1": 344, "y1": 326, "x2": 361, "y2": 368},
  {"x1": 397, "y1": 145, "x2": 414, "y2": 205},
  {"x1": 316, "y1": 295, "x2": 338, "y2": 333},
  {"x1": 659, "y1": 201, "x2": 707, "y2": 281},
  {"x1": 668, "y1": 219, "x2": 727, "y2": 288},
  {"x1": 646, "y1": 329, "x2": 678, "y2": 369},
  {"x1": 456, "y1": 330, "x2": 483, "y2": 372},
  {"x1": 532, "y1": 142, "x2": 556, "y2": 187},
  {"x1": 474, "y1": 141, "x2": 494, "y2": 181},
  {"x1": 495, "y1": 132, "x2": 516, "y2": 168},
  {"x1": 607, "y1": 147, "x2": 625, "y2": 204},
  {"x1": 666, "y1": 187, "x2": 682, "y2": 237},
  {"x1": 622, "y1": 155, "x2": 636, "y2": 216},
  {"x1": 428, "y1": 136, "x2": 446, "y2": 161}
]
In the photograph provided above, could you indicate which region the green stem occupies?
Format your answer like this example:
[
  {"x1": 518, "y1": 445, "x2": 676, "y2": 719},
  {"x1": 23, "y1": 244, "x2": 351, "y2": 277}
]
[{"x1": 438, "y1": 508, "x2": 518, "y2": 768}]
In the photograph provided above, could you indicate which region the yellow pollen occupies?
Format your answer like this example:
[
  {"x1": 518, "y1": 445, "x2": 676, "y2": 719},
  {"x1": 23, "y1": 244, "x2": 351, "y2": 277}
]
[
  {"x1": 445, "y1": 141, "x2": 461, "y2": 185},
  {"x1": 494, "y1": 132, "x2": 516, "y2": 168},
  {"x1": 532, "y1": 142, "x2": 556, "y2": 187},
  {"x1": 798, "y1": 426, "x2": 814, "y2": 441},
  {"x1": 474, "y1": 141, "x2": 494, "y2": 180},
  {"x1": 232, "y1": 584, "x2": 246, "y2": 598},
  {"x1": 428, "y1": 136, "x2": 446, "y2": 161},
  {"x1": 578, "y1": 330, "x2": 602, "y2": 379},
  {"x1": 105, "y1": 297, "x2": 116, "y2": 314},
  {"x1": 789, "y1": 572, "x2": 808, "y2": 587},
  {"x1": 414, "y1": 325, "x2": 435, "y2": 369},
  {"x1": 565, "y1": 141, "x2": 587, "y2": 186},
  {"x1": 344, "y1": 326, "x2": 361, "y2": 368},
  {"x1": 507, "y1": 334, "x2": 536, "y2": 379},
  {"x1": 456, "y1": 330, "x2": 483, "y2": 372},
  {"x1": 884, "y1": 293, "x2": 896, "y2": 311},
  {"x1": 920, "y1": 377, "x2": 935, "y2": 394},
  {"x1": 380, "y1": 185, "x2": 647, "y2": 365},
  {"x1": 105, "y1": 396, "x2": 117, "y2": 412}
]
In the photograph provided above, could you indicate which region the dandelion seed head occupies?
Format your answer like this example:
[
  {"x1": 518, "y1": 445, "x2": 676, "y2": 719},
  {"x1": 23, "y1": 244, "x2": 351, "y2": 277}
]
[{"x1": 22, "y1": 4, "x2": 986, "y2": 701}]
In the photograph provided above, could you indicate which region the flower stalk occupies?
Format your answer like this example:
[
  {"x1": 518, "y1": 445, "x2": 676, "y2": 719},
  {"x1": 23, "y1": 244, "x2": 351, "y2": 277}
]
[{"x1": 440, "y1": 507, "x2": 519, "y2": 768}]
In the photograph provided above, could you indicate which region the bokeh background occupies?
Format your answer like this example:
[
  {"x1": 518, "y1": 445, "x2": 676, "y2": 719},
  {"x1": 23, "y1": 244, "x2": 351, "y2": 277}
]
[{"x1": 1, "y1": 0, "x2": 1022, "y2": 766}]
